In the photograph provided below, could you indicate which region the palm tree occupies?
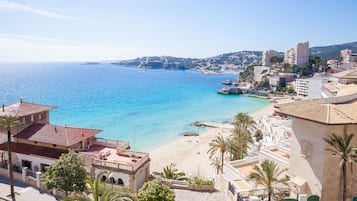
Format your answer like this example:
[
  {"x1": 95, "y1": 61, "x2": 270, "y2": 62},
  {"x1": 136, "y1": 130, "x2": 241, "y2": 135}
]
[
  {"x1": 248, "y1": 160, "x2": 289, "y2": 201},
  {"x1": 234, "y1": 112, "x2": 256, "y2": 130},
  {"x1": 153, "y1": 165, "x2": 188, "y2": 181},
  {"x1": 324, "y1": 133, "x2": 357, "y2": 201},
  {"x1": 207, "y1": 135, "x2": 229, "y2": 173},
  {"x1": 64, "y1": 171, "x2": 135, "y2": 201},
  {"x1": 210, "y1": 156, "x2": 221, "y2": 175},
  {"x1": 229, "y1": 127, "x2": 253, "y2": 160},
  {"x1": 228, "y1": 113, "x2": 255, "y2": 160},
  {"x1": 0, "y1": 115, "x2": 19, "y2": 201}
]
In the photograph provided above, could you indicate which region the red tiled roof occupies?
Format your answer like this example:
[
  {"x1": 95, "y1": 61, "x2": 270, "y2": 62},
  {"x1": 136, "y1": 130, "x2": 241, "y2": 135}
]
[
  {"x1": 0, "y1": 142, "x2": 67, "y2": 159},
  {"x1": 0, "y1": 101, "x2": 56, "y2": 117},
  {"x1": 14, "y1": 123, "x2": 102, "y2": 147}
]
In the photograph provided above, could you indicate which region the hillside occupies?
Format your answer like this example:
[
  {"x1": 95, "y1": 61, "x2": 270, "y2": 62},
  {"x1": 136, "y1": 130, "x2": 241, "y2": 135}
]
[
  {"x1": 310, "y1": 41, "x2": 357, "y2": 59},
  {"x1": 112, "y1": 41, "x2": 357, "y2": 73},
  {"x1": 112, "y1": 51, "x2": 262, "y2": 73}
]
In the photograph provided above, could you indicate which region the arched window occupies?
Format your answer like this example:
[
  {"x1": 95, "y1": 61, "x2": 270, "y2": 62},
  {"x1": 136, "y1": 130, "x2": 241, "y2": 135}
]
[
  {"x1": 100, "y1": 175, "x2": 107, "y2": 182},
  {"x1": 109, "y1": 177, "x2": 115, "y2": 184},
  {"x1": 117, "y1": 178, "x2": 124, "y2": 186}
]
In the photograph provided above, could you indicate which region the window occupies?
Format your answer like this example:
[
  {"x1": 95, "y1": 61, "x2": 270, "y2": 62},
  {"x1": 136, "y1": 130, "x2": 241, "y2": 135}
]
[
  {"x1": 31, "y1": 115, "x2": 34, "y2": 122},
  {"x1": 101, "y1": 175, "x2": 107, "y2": 182},
  {"x1": 22, "y1": 160, "x2": 32, "y2": 170},
  {"x1": 117, "y1": 178, "x2": 124, "y2": 186},
  {"x1": 109, "y1": 177, "x2": 115, "y2": 184},
  {"x1": 40, "y1": 164, "x2": 49, "y2": 172},
  {"x1": 38, "y1": 113, "x2": 42, "y2": 120},
  {"x1": 22, "y1": 117, "x2": 26, "y2": 124}
]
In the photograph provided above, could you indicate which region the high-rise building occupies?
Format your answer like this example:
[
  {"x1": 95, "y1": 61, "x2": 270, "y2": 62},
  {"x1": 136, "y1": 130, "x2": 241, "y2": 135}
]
[
  {"x1": 284, "y1": 48, "x2": 296, "y2": 65},
  {"x1": 262, "y1": 49, "x2": 278, "y2": 67},
  {"x1": 284, "y1": 41, "x2": 309, "y2": 66}
]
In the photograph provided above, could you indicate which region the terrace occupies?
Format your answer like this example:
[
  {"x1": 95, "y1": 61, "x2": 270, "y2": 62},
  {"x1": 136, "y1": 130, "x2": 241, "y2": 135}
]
[{"x1": 79, "y1": 144, "x2": 149, "y2": 173}]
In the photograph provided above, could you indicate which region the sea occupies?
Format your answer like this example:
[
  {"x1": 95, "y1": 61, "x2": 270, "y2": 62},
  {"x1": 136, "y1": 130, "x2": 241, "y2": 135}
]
[{"x1": 0, "y1": 62, "x2": 269, "y2": 151}]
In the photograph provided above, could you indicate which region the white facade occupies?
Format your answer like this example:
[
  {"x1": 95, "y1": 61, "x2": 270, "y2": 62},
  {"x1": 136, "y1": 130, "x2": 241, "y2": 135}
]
[
  {"x1": 253, "y1": 66, "x2": 270, "y2": 82},
  {"x1": 284, "y1": 48, "x2": 296, "y2": 65},
  {"x1": 262, "y1": 50, "x2": 278, "y2": 67},
  {"x1": 295, "y1": 79, "x2": 308, "y2": 96}
]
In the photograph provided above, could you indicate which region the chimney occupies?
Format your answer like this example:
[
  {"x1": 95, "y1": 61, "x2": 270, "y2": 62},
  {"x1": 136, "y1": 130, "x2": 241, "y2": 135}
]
[
  {"x1": 20, "y1": 98, "x2": 23, "y2": 103},
  {"x1": 2, "y1": 104, "x2": 4, "y2": 112},
  {"x1": 54, "y1": 126, "x2": 57, "y2": 132}
]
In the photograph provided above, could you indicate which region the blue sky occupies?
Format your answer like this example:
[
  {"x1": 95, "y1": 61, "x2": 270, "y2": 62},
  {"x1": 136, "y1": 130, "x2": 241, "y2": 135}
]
[{"x1": 0, "y1": 0, "x2": 356, "y2": 61}]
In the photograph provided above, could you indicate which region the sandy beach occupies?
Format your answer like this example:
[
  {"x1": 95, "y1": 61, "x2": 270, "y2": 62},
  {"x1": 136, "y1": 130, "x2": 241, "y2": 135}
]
[{"x1": 149, "y1": 98, "x2": 292, "y2": 178}]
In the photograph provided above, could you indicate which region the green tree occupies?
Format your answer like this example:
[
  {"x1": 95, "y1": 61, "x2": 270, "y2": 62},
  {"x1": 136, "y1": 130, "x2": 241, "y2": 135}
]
[
  {"x1": 234, "y1": 113, "x2": 256, "y2": 130},
  {"x1": 324, "y1": 133, "x2": 357, "y2": 201},
  {"x1": 43, "y1": 150, "x2": 87, "y2": 195},
  {"x1": 229, "y1": 128, "x2": 252, "y2": 160},
  {"x1": 254, "y1": 129, "x2": 263, "y2": 142},
  {"x1": 137, "y1": 180, "x2": 175, "y2": 201},
  {"x1": 270, "y1": 56, "x2": 284, "y2": 64},
  {"x1": 229, "y1": 113, "x2": 255, "y2": 160},
  {"x1": 0, "y1": 115, "x2": 19, "y2": 201},
  {"x1": 207, "y1": 135, "x2": 229, "y2": 173},
  {"x1": 64, "y1": 171, "x2": 135, "y2": 201},
  {"x1": 249, "y1": 160, "x2": 289, "y2": 201},
  {"x1": 153, "y1": 165, "x2": 188, "y2": 181}
]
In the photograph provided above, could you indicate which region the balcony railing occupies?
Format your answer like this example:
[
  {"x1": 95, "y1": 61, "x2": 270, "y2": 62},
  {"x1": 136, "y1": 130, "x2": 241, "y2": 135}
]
[
  {"x1": 95, "y1": 138, "x2": 129, "y2": 149},
  {"x1": 91, "y1": 153, "x2": 149, "y2": 172}
]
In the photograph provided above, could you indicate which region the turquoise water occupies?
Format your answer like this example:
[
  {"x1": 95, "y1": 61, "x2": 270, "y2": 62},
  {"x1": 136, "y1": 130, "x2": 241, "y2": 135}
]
[{"x1": 0, "y1": 62, "x2": 269, "y2": 151}]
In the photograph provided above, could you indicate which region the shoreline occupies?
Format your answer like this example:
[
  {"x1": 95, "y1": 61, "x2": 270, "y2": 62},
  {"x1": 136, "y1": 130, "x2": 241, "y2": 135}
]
[{"x1": 149, "y1": 100, "x2": 279, "y2": 178}]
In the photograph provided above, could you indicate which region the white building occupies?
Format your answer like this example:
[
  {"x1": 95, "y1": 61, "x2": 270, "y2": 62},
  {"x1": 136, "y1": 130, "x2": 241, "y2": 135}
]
[
  {"x1": 295, "y1": 42, "x2": 309, "y2": 66},
  {"x1": 253, "y1": 66, "x2": 270, "y2": 82},
  {"x1": 295, "y1": 79, "x2": 308, "y2": 96},
  {"x1": 295, "y1": 76, "x2": 329, "y2": 99},
  {"x1": 284, "y1": 48, "x2": 296, "y2": 65},
  {"x1": 262, "y1": 50, "x2": 278, "y2": 67}
]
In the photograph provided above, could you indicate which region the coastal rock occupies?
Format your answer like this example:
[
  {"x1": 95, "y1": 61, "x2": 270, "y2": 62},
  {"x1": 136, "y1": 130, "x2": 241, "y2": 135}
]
[
  {"x1": 217, "y1": 87, "x2": 243, "y2": 95},
  {"x1": 221, "y1": 80, "x2": 233, "y2": 85},
  {"x1": 179, "y1": 132, "x2": 199, "y2": 136}
]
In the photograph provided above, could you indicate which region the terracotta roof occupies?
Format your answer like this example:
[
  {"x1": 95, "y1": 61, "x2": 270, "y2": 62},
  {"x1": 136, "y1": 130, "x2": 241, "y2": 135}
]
[
  {"x1": 0, "y1": 142, "x2": 67, "y2": 159},
  {"x1": 275, "y1": 96, "x2": 357, "y2": 124},
  {"x1": 14, "y1": 123, "x2": 102, "y2": 147},
  {"x1": 333, "y1": 68, "x2": 357, "y2": 79},
  {"x1": 0, "y1": 101, "x2": 56, "y2": 117}
]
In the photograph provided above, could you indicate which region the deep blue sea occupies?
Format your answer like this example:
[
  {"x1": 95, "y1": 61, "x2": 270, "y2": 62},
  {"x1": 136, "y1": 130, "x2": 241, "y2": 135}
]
[{"x1": 0, "y1": 62, "x2": 269, "y2": 151}]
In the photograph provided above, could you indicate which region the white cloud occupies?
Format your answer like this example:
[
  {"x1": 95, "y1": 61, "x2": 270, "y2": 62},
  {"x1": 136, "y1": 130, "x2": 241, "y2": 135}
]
[
  {"x1": 0, "y1": 0, "x2": 76, "y2": 20},
  {"x1": 0, "y1": 34, "x2": 144, "y2": 62}
]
